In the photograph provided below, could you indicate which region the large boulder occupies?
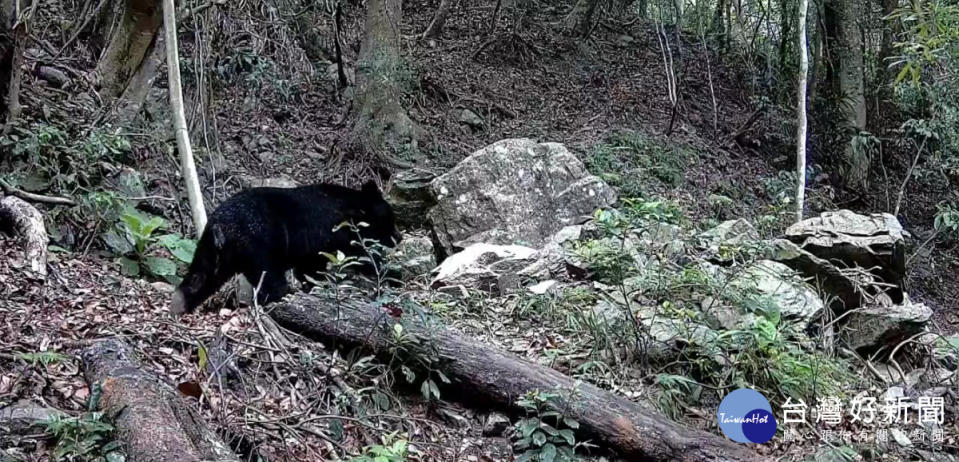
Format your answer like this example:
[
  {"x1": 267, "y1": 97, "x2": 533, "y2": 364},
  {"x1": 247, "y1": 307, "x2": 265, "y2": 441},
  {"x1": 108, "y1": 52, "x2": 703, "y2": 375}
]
[
  {"x1": 427, "y1": 139, "x2": 617, "y2": 255},
  {"x1": 840, "y1": 295, "x2": 933, "y2": 354},
  {"x1": 728, "y1": 260, "x2": 825, "y2": 323},
  {"x1": 431, "y1": 244, "x2": 538, "y2": 294},
  {"x1": 786, "y1": 210, "x2": 906, "y2": 288},
  {"x1": 765, "y1": 239, "x2": 879, "y2": 312}
]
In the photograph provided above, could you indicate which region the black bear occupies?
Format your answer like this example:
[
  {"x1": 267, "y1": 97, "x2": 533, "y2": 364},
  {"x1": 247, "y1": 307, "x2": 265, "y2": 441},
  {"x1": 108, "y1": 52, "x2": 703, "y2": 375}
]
[{"x1": 170, "y1": 180, "x2": 401, "y2": 314}]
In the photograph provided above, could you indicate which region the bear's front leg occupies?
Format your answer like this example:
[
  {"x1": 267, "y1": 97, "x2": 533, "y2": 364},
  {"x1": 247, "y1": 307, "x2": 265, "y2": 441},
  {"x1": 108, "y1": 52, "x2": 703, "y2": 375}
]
[{"x1": 244, "y1": 268, "x2": 290, "y2": 307}]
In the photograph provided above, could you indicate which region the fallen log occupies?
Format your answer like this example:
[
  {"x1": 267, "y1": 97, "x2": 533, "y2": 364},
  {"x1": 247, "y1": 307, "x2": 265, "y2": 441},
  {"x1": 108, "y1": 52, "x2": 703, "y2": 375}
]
[
  {"x1": 81, "y1": 339, "x2": 238, "y2": 462},
  {"x1": 0, "y1": 195, "x2": 48, "y2": 280},
  {"x1": 271, "y1": 294, "x2": 767, "y2": 461}
]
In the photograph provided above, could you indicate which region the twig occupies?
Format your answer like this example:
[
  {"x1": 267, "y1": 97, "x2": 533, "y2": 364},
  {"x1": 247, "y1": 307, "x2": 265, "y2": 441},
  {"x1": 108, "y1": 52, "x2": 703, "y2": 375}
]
[
  {"x1": 893, "y1": 137, "x2": 927, "y2": 217},
  {"x1": 0, "y1": 180, "x2": 76, "y2": 206}
]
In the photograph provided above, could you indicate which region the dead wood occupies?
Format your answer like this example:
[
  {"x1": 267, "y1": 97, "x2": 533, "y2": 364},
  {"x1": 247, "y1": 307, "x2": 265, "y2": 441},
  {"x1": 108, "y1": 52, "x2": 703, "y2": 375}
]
[
  {"x1": 269, "y1": 293, "x2": 768, "y2": 462},
  {"x1": 80, "y1": 339, "x2": 239, "y2": 462},
  {"x1": 0, "y1": 195, "x2": 48, "y2": 280}
]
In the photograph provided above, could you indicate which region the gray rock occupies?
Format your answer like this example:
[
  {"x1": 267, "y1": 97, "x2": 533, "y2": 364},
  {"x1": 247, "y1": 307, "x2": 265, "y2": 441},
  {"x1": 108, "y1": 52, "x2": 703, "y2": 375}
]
[
  {"x1": 0, "y1": 400, "x2": 67, "y2": 435},
  {"x1": 700, "y1": 218, "x2": 759, "y2": 247},
  {"x1": 765, "y1": 239, "x2": 871, "y2": 312},
  {"x1": 528, "y1": 279, "x2": 560, "y2": 295},
  {"x1": 456, "y1": 108, "x2": 484, "y2": 129},
  {"x1": 786, "y1": 210, "x2": 906, "y2": 287},
  {"x1": 427, "y1": 139, "x2": 617, "y2": 254},
  {"x1": 390, "y1": 235, "x2": 436, "y2": 279},
  {"x1": 701, "y1": 296, "x2": 757, "y2": 330},
  {"x1": 517, "y1": 225, "x2": 586, "y2": 281},
  {"x1": 431, "y1": 243, "x2": 538, "y2": 294},
  {"x1": 482, "y1": 412, "x2": 511, "y2": 437},
  {"x1": 236, "y1": 175, "x2": 299, "y2": 189},
  {"x1": 36, "y1": 66, "x2": 70, "y2": 88},
  {"x1": 729, "y1": 260, "x2": 824, "y2": 323},
  {"x1": 840, "y1": 295, "x2": 933, "y2": 353},
  {"x1": 386, "y1": 170, "x2": 437, "y2": 229},
  {"x1": 698, "y1": 219, "x2": 759, "y2": 262}
]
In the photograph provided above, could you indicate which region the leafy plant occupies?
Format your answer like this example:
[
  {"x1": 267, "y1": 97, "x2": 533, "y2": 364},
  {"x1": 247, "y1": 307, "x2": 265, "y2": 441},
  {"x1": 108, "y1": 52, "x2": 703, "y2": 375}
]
[
  {"x1": 622, "y1": 197, "x2": 685, "y2": 225},
  {"x1": 104, "y1": 208, "x2": 195, "y2": 283},
  {"x1": 350, "y1": 432, "x2": 409, "y2": 462},
  {"x1": 43, "y1": 412, "x2": 124, "y2": 462},
  {"x1": 15, "y1": 351, "x2": 70, "y2": 367},
  {"x1": 587, "y1": 131, "x2": 698, "y2": 196},
  {"x1": 513, "y1": 387, "x2": 592, "y2": 462},
  {"x1": 934, "y1": 202, "x2": 959, "y2": 239}
]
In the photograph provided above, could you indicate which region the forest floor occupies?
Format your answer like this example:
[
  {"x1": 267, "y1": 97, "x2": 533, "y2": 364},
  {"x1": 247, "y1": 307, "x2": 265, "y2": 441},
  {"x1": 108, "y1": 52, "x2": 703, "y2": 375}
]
[{"x1": 1, "y1": 0, "x2": 957, "y2": 461}]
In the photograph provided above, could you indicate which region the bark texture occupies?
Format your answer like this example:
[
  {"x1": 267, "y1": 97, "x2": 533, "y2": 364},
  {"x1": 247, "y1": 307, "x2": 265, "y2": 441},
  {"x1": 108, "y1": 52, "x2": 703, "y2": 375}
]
[
  {"x1": 354, "y1": 0, "x2": 421, "y2": 162},
  {"x1": 81, "y1": 339, "x2": 238, "y2": 462},
  {"x1": 824, "y1": 0, "x2": 868, "y2": 189},
  {"x1": 0, "y1": 195, "x2": 47, "y2": 280},
  {"x1": 94, "y1": 0, "x2": 161, "y2": 100},
  {"x1": 270, "y1": 294, "x2": 769, "y2": 462}
]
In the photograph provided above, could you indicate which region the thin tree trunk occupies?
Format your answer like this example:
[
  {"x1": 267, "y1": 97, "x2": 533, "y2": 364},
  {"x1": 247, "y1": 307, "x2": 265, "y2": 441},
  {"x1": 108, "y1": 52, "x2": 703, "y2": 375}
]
[
  {"x1": 563, "y1": 0, "x2": 600, "y2": 36},
  {"x1": 1, "y1": 0, "x2": 30, "y2": 132},
  {"x1": 796, "y1": 0, "x2": 809, "y2": 222},
  {"x1": 94, "y1": 0, "x2": 161, "y2": 100},
  {"x1": 354, "y1": 0, "x2": 421, "y2": 165},
  {"x1": 270, "y1": 294, "x2": 771, "y2": 462},
  {"x1": 162, "y1": 0, "x2": 207, "y2": 235},
  {"x1": 422, "y1": 0, "x2": 458, "y2": 38}
]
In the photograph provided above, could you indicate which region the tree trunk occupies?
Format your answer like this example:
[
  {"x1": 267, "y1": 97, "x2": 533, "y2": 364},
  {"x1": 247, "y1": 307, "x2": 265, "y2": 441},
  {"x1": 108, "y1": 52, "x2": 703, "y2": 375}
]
[
  {"x1": 162, "y1": 0, "x2": 207, "y2": 236},
  {"x1": 1, "y1": 0, "x2": 28, "y2": 130},
  {"x1": 353, "y1": 0, "x2": 421, "y2": 165},
  {"x1": 824, "y1": 0, "x2": 868, "y2": 189},
  {"x1": 808, "y1": 2, "x2": 824, "y2": 102},
  {"x1": 422, "y1": 0, "x2": 458, "y2": 38},
  {"x1": 113, "y1": 32, "x2": 163, "y2": 121},
  {"x1": 0, "y1": 195, "x2": 47, "y2": 280},
  {"x1": 563, "y1": 0, "x2": 600, "y2": 36},
  {"x1": 81, "y1": 339, "x2": 239, "y2": 462},
  {"x1": 94, "y1": 0, "x2": 161, "y2": 101},
  {"x1": 269, "y1": 294, "x2": 770, "y2": 462},
  {"x1": 712, "y1": 0, "x2": 726, "y2": 47},
  {"x1": 796, "y1": 0, "x2": 809, "y2": 222}
]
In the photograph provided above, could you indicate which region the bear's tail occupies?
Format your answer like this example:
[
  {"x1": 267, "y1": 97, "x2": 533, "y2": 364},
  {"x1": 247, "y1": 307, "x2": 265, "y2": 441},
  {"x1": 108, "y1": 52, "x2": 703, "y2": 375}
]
[{"x1": 171, "y1": 224, "x2": 233, "y2": 314}]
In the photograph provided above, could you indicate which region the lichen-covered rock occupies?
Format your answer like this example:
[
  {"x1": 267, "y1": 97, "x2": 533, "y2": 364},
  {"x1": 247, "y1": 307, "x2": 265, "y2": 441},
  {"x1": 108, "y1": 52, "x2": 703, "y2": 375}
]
[
  {"x1": 786, "y1": 210, "x2": 906, "y2": 286},
  {"x1": 390, "y1": 235, "x2": 436, "y2": 279},
  {"x1": 699, "y1": 219, "x2": 759, "y2": 249},
  {"x1": 729, "y1": 260, "x2": 825, "y2": 323},
  {"x1": 427, "y1": 139, "x2": 617, "y2": 254},
  {"x1": 517, "y1": 225, "x2": 585, "y2": 281},
  {"x1": 386, "y1": 170, "x2": 437, "y2": 228}
]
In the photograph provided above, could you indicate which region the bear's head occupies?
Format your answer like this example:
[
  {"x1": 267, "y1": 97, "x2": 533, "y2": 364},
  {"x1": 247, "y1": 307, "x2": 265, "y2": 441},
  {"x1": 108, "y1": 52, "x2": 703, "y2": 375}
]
[{"x1": 357, "y1": 180, "x2": 402, "y2": 248}]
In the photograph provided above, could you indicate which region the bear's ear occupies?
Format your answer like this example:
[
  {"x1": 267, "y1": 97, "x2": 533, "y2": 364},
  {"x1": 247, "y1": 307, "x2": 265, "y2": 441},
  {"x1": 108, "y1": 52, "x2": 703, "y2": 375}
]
[{"x1": 361, "y1": 180, "x2": 380, "y2": 196}]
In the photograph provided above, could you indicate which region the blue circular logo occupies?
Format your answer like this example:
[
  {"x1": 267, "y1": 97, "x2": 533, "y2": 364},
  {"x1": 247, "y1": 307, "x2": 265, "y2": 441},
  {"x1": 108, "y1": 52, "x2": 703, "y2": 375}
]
[{"x1": 717, "y1": 388, "x2": 777, "y2": 443}]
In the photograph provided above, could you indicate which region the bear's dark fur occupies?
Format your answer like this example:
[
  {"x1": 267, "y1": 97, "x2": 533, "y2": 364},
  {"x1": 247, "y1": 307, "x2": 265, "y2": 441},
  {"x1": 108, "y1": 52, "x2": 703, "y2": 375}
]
[{"x1": 170, "y1": 180, "x2": 401, "y2": 314}]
